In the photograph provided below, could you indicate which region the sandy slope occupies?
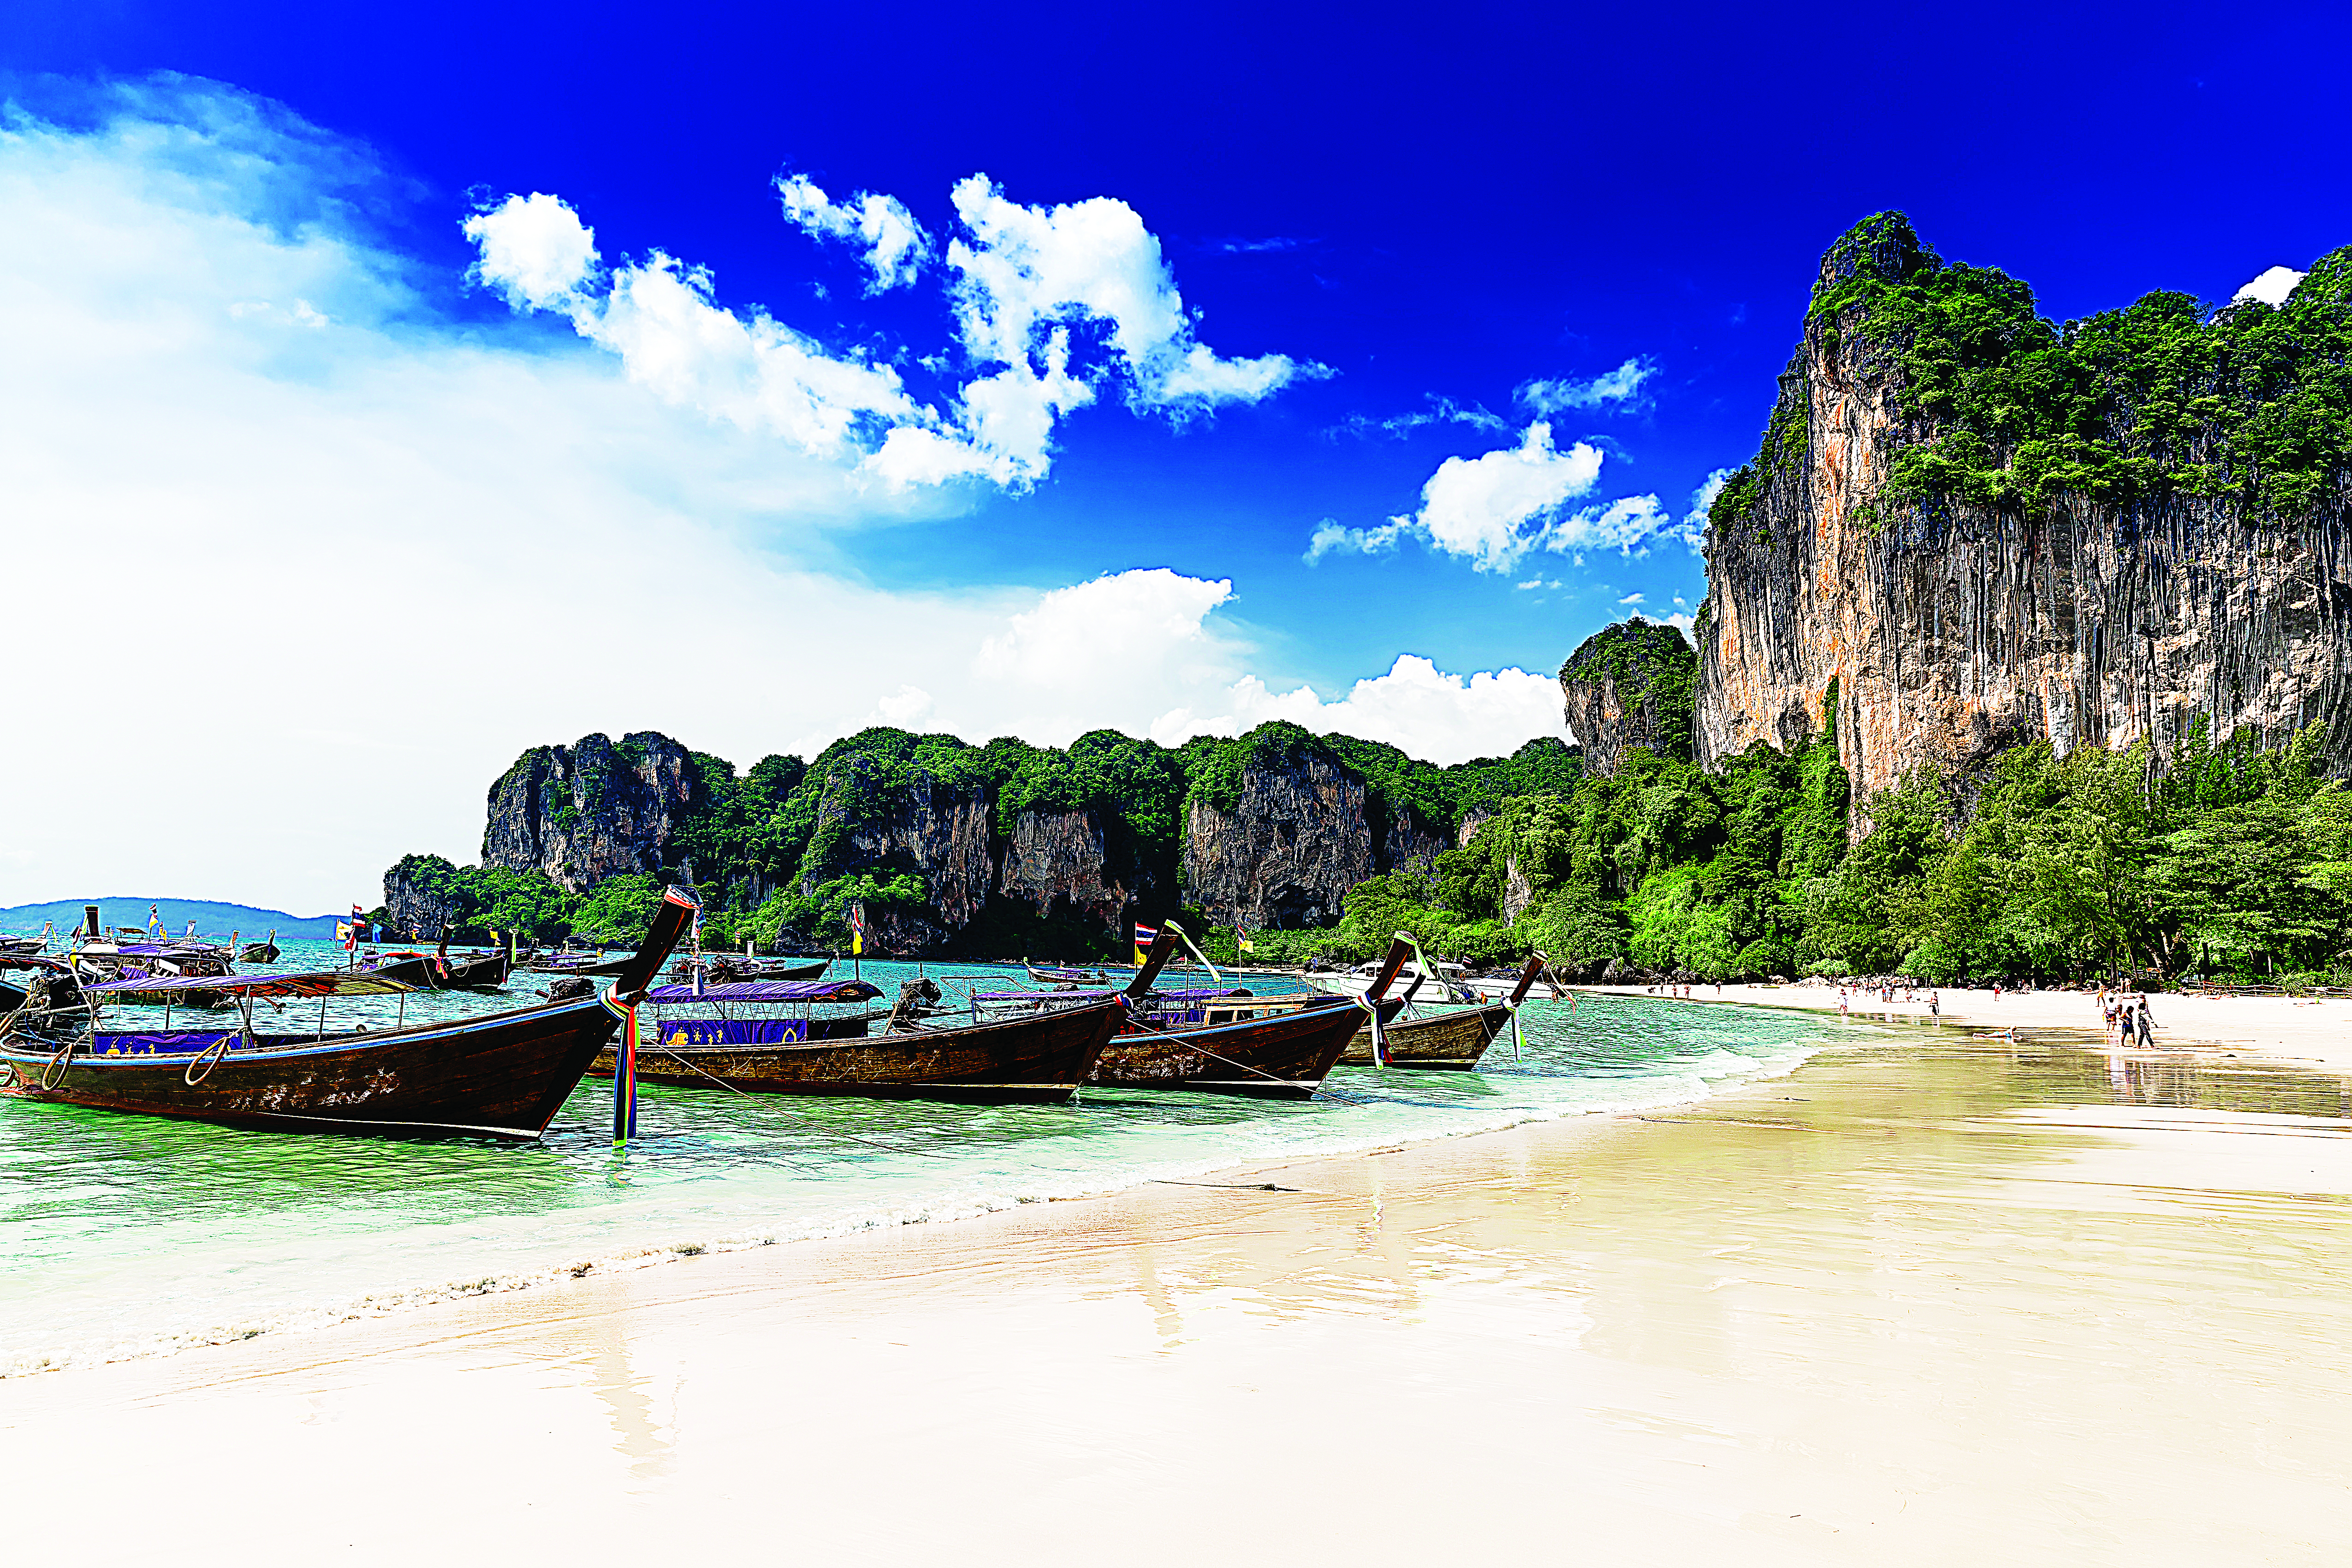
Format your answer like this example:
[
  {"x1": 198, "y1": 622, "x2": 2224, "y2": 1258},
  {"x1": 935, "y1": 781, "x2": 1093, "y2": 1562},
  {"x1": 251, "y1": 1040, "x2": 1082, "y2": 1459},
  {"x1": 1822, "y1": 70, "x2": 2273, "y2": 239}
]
[
  {"x1": 1578, "y1": 981, "x2": 2352, "y2": 1072},
  {"x1": 5, "y1": 1028, "x2": 2350, "y2": 1565}
]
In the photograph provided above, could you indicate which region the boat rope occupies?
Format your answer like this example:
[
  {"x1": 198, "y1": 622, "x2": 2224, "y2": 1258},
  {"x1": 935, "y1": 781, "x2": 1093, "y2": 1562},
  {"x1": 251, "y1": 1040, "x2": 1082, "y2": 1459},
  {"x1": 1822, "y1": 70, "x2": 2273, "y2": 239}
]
[
  {"x1": 1117, "y1": 1005, "x2": 1318, "y2": 1091},
  {"x1": 0, "y1": 1060, "x2": 16, "y2": 1089},
  {"x1": 39, "y1": 1039, "x2": 75, "y2": 1091},
  {"x1": 184, "y1": 1032, "x2": 233, "y2": 1087}
]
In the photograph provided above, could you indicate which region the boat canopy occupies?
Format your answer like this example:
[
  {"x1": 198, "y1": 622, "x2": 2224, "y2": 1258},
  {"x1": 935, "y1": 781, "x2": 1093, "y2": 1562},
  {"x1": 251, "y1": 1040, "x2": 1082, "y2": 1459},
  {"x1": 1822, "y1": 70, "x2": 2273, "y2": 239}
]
[
  {"x1": 970, "y1": 986, "x2": 1251, "y2": 1003},
  {"x1": 80, "y1": 970, "x2": 419, "y2": 998},
  {"x1": 642, "y1": 979, "x2": 882, "y2": 1004}
]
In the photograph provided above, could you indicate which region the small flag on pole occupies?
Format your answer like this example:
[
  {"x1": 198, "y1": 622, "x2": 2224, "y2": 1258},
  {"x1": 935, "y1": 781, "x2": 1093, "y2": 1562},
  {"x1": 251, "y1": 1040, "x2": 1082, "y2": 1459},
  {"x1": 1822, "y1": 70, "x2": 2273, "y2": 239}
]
[
  {"x1": 1238, "y1": 929, "x2": 1254, "y2": 955},
  {"x1": 849, "y1": 903, "x2": 867, "y2": 956},
  {"x1": 1133, "y1": 922, "x2": 1157, "y2": 967}
]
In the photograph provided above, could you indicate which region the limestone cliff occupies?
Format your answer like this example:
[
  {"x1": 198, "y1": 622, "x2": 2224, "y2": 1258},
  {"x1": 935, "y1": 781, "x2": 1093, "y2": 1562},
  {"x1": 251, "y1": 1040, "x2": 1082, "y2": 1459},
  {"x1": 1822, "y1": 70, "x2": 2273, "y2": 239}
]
[
  {"x1": 406, "y1": 723, "x2": 1583, "y2": 956},
  {"x1": 1699, "y1": 214, "x2": 2352, "y2": 801},
  {"x1": 1558, "y1": 618, "x2": 1699, "y2": 775},
  {"x1": 483, "y1": 732, "x2": 704, "y2": 893},
  {"x1": 1181, "y1": 745, "x2": 1373, "y2": 929},
  {"x1": 794, "y1": 756, "x2": 996, "y2": 952},
  {"x1": 997, "y1": 805, "x2": 1168, "y2": 942}
]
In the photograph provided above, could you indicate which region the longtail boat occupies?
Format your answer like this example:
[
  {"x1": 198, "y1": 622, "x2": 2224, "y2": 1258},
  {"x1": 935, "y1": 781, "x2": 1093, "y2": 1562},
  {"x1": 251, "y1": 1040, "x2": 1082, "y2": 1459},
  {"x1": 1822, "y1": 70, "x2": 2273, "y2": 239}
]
[
  {"x1": 587, "y1": 978, "x2": 1119, "y2": 1105},
  {"x1": 1334, "y1": 949, "x2": 1551, "y2": 1069},
  {"x1": 979, "y1": 927, "x2": 1390, "y2": 1099},
  {"x1": 0, "y1": 891, "x2": 695, "y2": 1140},
  {"x1": 1026, "y1": 961, "x2": 1117, "y2": 984},
  {"x1": 69, "y1": 941, "x2": 238, "y2": 1009}
]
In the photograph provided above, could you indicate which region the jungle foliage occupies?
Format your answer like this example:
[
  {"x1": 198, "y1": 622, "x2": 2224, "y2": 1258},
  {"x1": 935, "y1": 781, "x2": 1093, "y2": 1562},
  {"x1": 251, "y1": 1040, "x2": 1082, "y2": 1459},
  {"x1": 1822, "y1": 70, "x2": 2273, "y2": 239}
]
[{"x1": 1230, "y1": 719, "x2": 2352, "y2": 988}]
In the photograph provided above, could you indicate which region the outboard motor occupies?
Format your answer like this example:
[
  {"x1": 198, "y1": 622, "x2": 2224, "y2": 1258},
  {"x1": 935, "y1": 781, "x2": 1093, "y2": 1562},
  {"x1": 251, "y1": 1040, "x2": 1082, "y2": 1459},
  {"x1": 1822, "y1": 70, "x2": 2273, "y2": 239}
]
[{"x1": 886, "y1": 975, "x2": 944, "y2": 1032}]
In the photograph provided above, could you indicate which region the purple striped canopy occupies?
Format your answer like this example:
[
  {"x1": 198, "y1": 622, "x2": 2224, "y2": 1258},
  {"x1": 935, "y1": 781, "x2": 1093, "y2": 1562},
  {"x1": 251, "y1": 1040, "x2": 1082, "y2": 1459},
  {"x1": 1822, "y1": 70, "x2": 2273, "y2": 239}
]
[
  {"x1": 81, "y1": 970, "x2": 418, "y2": 998},
  {"x1": 643, "y1": 980, "x2": 881, "y2": 1004}
]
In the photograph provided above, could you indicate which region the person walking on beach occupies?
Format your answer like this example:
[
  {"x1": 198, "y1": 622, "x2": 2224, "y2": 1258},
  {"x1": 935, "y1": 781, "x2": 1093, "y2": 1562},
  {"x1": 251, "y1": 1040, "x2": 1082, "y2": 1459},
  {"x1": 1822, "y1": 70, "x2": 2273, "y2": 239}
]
[
  {"x1": 2136, "y1": 997, "x2": 2156, "y2": 1047},
  {"x1": 1929, "y1": 990, "x2": 1940, "y2": 1026},
  {"x1": 1838, "y1": 987, "x2": 1850, "y2": 1020}
]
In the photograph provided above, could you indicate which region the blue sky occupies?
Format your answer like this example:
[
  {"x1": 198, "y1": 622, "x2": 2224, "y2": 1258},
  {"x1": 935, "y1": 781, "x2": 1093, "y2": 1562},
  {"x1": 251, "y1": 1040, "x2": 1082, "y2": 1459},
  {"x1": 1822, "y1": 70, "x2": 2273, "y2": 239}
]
[{"x1": 2, "y1": 1, "x2": 2346, "y2": 908}]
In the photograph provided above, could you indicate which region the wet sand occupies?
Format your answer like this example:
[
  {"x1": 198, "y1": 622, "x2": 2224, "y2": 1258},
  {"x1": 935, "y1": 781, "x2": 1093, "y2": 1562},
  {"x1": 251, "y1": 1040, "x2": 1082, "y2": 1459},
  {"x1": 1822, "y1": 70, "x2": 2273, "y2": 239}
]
[
  {"x1": 1584, "y1": 981, "x2": 2352, "y2": 1073},
  {"x1": 6, "y1": 1027, "x2": 2351, "y2": 1565}
]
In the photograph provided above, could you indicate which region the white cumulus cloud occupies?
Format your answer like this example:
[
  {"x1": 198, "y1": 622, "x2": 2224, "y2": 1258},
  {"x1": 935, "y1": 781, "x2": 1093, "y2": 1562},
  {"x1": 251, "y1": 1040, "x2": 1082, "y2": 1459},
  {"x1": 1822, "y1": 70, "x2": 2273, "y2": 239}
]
[
  {"x1": 945, "y1": 174, "x2": 1327, "y2": 418},
  {"x1": 1517, "y1": 356, "x2": 1655, "y2": 414},
  {"x1": 2233, "y1": 265, "x2": 2306, "y2": 307},
  {"x1": 775, "y1": 172, "x2": 929, "y2": 292},
  {"x1": 1402, "y1": 422, "x2": 1606, "y2": 572},
  {"x1": 463, "y1": 190, "x2": 598, "y2": 309},
  {"x1": 467, "y1": 170, "x2": 1323, "y2": 495}
]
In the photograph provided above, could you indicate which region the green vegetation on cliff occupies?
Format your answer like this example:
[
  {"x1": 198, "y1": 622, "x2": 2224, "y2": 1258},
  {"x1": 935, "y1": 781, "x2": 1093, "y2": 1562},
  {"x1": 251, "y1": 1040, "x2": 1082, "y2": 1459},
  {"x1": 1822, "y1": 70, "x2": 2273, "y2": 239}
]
[
  {"x1": 1713, "y1": 210, "x2": 2352, "y2": 529},
  {"x1": 400, "y1": 725, "x2": 1586, "y2": 953}
]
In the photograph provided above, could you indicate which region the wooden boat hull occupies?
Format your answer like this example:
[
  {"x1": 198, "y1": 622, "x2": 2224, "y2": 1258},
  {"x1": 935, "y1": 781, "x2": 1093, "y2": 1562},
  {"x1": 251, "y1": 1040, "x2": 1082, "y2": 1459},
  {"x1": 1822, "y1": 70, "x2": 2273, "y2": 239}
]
[
  {"x1": 1094, "y1": 999, "x2": 1364, "y2": 1098},
  {"x1": 1338, "y1": 1004, "x2": 1512, "y2": 1069},
  {"x1": 0, "y1": 998, "x2": 621, "y2": 1140},
  {"x1": 588, "y1": 998, "x2": 1122, "y2": 1105},
  {"x1": 439, "y1": 952, "x2": 511, "y2": 989}
]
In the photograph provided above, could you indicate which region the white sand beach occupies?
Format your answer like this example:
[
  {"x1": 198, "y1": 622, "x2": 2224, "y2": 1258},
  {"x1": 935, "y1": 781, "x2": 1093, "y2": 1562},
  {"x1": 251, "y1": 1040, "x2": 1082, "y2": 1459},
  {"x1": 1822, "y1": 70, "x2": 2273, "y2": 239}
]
[
  {"x1": 1579, "y1": 981, "x2": 2352, "y2": 1073},
  {"x1": 5, "y1": 1024, "x2": 2350, "y2": 1566}
]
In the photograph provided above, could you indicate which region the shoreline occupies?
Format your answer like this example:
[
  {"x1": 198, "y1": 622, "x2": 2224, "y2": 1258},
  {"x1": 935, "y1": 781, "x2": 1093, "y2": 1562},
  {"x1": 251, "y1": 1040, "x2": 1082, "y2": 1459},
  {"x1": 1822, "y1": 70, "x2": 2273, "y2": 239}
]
[
  {"x1": 1573, "y1": 980, "x2": 2352, "y2": 1072},
  {"x1": 6, "y1": 1025, "x2": 2350, "y2": 1562},
  {"x1": 0, "y1": 997, "x2": 1829, "y2": 1380}
]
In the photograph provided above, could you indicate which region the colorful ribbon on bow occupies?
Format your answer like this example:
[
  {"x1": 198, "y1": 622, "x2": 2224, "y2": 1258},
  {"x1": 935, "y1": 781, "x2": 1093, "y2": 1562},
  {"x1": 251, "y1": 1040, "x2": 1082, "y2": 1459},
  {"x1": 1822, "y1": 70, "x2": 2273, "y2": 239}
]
[{"x1": 600, "y1": 985, "x2": 639, "y2": 1146}]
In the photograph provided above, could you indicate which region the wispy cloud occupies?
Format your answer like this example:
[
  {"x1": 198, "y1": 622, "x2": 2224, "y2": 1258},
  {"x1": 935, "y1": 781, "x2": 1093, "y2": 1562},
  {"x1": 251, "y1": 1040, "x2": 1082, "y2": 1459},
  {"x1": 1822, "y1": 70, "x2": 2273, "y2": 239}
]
[
  {"x1": 775, "y1": 172, "x2": 930, "y2": 293},
  {"x1": 1304, "y1": 517, "x2": 1406, "y2": 564},
  {"x1": 1515, "y1": 356, "x2": 1656, "y2": 415},
  {"x1": 1208, "y1": 236, "x2": 1309, "y2": 254},
  {"x1": 1617, "y1": 592, "x2": 1644, "y2": 605},
  {"x1": 1326, "y1": 393, "x2": 1509, "y2": 442}
]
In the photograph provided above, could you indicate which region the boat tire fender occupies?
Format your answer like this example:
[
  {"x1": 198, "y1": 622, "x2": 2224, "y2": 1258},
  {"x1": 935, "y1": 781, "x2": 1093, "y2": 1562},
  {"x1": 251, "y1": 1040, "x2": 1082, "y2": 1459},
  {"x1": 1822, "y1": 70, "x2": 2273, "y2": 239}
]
[{"x1": 39, "y1": 1040, "x2": 75, "y2": 1091}]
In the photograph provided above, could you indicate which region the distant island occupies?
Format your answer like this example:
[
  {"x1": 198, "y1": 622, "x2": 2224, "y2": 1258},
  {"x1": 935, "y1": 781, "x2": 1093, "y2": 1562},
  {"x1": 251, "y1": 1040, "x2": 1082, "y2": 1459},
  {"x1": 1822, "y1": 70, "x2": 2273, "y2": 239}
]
[{"x1": 0, "y1": 898, "x2": 344, "y2": 941}]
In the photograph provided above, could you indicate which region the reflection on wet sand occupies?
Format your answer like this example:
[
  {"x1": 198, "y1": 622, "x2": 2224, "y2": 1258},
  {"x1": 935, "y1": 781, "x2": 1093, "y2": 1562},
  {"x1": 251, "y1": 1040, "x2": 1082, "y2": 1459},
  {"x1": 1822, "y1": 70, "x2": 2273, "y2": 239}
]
[{"x1": 7, "y1": 1028, "x2": 2352, "y2": 1565}]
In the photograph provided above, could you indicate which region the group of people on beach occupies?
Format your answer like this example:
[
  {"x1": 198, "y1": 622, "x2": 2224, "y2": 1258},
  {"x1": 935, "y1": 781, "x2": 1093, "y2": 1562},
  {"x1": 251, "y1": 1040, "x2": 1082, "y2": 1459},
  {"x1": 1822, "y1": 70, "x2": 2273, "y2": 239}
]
[
  {"x1": 2100, "y1": 988, "x2": 2156, "y2": 1048},
  {"x1": 1835, "y1": 985, "x2": 1940, "y2": 1023}
]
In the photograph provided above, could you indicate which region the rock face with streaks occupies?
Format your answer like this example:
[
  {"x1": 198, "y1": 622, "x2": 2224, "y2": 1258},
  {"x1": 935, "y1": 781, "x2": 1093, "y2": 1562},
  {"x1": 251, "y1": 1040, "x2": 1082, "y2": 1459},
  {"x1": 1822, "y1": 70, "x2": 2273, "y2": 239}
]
[
  {"x1": 1558, "y1": 618, "x2": 1699, "y2": 776},
  {"x1": 1181, "y1": 746, "x2": 1374, "y2": 930},
  {"x1": 1699, "y1": 222, "x2": 2352, "y2": 802},
  {"x1": 482, "y1": 731, "x2": 703, "y2": 893},
  {"x1": 996, "y1": 806, "x2": 1167, "y2": 944}
]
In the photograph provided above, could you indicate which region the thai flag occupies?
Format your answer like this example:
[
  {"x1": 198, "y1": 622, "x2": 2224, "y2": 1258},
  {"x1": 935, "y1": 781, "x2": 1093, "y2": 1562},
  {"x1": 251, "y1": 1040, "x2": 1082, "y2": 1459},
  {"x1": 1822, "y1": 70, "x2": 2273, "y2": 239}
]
[{"x1": 1134, "y1": 923, "x2": 1157, "y2": 946}]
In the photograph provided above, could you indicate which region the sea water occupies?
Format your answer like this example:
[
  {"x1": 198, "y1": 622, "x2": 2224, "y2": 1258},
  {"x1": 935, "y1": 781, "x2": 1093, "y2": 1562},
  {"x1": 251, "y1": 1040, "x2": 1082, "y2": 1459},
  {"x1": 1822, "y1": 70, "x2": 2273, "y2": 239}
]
[{"x1": 0, "y1": 942, "x2": 1833, "y2": 1374}]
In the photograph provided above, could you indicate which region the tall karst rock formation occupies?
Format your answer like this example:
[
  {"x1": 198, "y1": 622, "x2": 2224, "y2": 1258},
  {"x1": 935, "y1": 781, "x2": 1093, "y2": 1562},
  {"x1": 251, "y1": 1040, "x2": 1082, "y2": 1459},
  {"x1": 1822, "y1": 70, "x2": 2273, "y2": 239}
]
[
  {"x1": 1698, "y1": 213, "x2": 2352, "y2": 801},
  {"x1": 1557, "y1": 618, "x2": 1698, "y2": 775}
]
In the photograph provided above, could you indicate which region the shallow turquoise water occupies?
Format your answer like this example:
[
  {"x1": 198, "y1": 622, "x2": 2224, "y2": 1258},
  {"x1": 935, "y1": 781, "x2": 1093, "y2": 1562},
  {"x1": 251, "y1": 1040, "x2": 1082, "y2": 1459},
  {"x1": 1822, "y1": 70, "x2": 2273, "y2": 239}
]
[{"x1": 0, "y1": 943, "x2": 1834, "y2": 1373}]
